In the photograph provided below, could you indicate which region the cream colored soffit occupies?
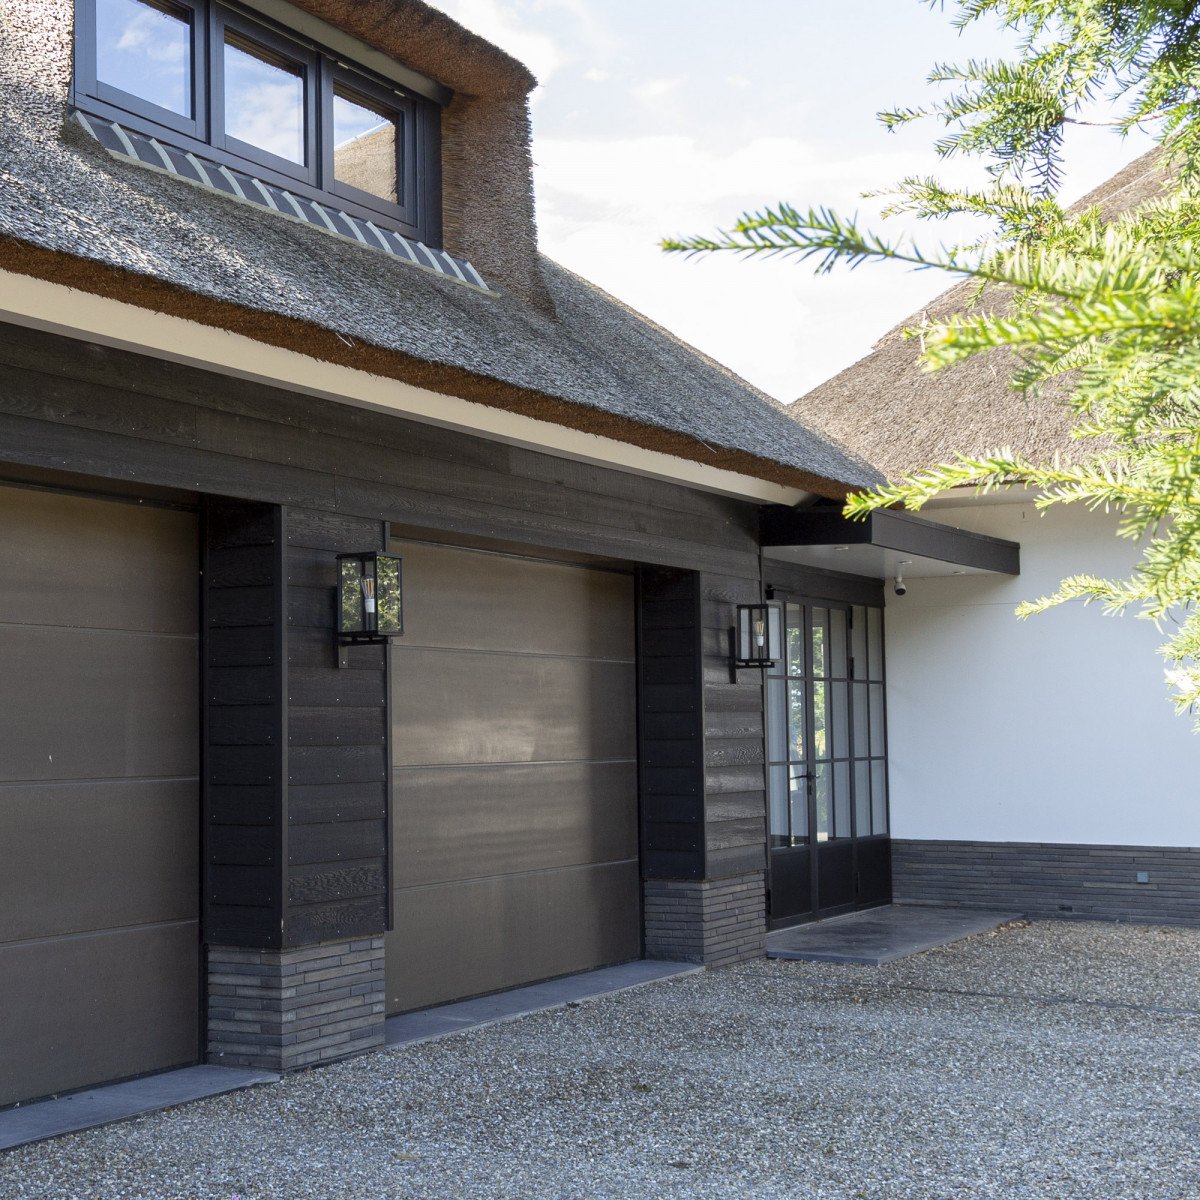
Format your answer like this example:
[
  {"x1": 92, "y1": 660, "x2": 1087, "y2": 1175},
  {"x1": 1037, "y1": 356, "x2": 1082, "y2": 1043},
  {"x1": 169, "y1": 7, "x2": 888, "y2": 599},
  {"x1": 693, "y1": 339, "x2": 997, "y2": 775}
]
[{"x1": 0, "y1": 272, "x2": 808, "y2": 506}]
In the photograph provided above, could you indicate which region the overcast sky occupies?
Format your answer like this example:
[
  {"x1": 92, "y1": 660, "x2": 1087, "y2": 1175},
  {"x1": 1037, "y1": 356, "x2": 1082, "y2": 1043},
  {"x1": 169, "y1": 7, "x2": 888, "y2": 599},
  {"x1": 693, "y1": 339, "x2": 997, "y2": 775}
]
[{"x1": 429, "y1": 0, "x2": 1155, "y2": 403}]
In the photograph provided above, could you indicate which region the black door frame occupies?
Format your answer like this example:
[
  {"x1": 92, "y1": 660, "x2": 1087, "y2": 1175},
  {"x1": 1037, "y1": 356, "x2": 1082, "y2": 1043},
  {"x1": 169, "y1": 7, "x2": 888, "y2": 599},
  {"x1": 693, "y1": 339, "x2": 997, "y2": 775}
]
[{"x1": 765, "y1": 591, "x2": 892, "y2": 930}]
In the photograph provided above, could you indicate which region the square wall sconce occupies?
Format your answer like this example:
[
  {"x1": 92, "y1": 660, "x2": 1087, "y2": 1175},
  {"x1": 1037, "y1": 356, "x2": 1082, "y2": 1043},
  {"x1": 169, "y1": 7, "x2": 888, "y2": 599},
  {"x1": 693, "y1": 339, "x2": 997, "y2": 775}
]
[
  {"x1": 336, "y1": 551, "x2": 403, "y2": 664},
  {"x1": 729, "y1": 601, "x2": 783, "y2": 680}
]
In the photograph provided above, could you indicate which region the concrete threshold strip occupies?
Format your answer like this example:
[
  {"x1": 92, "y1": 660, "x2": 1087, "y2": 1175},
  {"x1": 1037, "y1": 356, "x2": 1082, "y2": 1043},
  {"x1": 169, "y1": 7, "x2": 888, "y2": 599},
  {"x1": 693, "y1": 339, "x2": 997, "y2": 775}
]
[
  {"x1": 0, "y1": 959, "x2": 700, "y2": 1152},
  {"x1": 766, "y1": 904, "x2": 1024, "y2": 966}
]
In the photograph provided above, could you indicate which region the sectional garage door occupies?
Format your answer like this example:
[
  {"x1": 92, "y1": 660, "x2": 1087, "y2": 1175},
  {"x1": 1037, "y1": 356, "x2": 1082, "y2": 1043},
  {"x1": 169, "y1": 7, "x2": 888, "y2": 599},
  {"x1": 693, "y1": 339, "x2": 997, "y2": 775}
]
[
  {"x1": 0, "y1": 484, "x2": 200, "y2": 1107},
  {"x1": 386, "y1": 539, "x2": 640, "y2": 1013}
]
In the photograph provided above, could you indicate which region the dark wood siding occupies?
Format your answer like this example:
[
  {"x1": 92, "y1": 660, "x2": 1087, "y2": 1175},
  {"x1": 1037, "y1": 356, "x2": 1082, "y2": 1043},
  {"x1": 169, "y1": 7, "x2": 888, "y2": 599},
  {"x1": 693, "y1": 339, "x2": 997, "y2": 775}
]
[
  {"x1": 203, "y1": 498, "x2": 285, "y2": 948},
  {"x1": 285, "y1": 507, "x2": 389, "y2": 947},
  {"x1": 203, "y1": 499, "x2": 390, "y2": 949},
  {"x1": 0, "y1": 324, "x2": 760, "y2": 579},
  {"x1": 637, "y1": 567, "x2": 705, "y2": 880},
  {"x1": 699, "y1": 571, "x2": 768, "y2": 879}
]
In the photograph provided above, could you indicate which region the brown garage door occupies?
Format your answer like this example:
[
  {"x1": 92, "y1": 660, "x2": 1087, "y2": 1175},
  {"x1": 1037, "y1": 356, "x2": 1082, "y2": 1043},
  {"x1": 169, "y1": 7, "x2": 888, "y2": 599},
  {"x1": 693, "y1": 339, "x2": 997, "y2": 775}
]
[
  {"x1": 0, "y1": 484, "x2": 200, "y2": 1107},
  {"x1": 386, "y1": 539, "x2": 639, "y2": 1013}
]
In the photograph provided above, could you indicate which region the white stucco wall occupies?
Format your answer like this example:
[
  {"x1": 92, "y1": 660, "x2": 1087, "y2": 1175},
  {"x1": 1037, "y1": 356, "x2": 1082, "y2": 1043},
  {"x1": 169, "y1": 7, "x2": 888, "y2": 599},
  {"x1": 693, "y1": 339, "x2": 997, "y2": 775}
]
[{"x1": 886, "y1": 497, "x2": 1199, "y2": 847}]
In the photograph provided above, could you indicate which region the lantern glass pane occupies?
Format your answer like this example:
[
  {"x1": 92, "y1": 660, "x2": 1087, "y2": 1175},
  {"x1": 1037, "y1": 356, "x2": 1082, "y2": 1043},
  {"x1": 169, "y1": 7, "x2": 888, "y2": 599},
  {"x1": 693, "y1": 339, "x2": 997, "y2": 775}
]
[
  {"x1": 766, "y1": 603, "x2": 784, "y2": 664},
  {"x1": 339, "y1": 558, "x2": 365, "y2": 633},
  {"x1": 376, "y1": 555, "x2": 403, "y2": 635}
]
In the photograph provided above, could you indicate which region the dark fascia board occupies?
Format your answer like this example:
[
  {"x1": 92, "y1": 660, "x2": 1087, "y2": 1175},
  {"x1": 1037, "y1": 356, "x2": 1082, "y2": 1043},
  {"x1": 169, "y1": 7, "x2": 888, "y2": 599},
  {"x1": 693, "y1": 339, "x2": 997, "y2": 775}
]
[{"x1": 760, "y1": 505, "x2": 1021, "y2": 575}]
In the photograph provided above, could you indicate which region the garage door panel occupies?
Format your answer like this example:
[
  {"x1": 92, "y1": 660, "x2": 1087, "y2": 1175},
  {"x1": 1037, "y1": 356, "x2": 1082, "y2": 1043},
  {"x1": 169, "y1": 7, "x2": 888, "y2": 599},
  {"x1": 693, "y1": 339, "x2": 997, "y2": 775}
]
[
  {"x1": 392, "y1": 760, "x2": 637, "y2": 887},
  {"x1": 391, "y1": 650, "x2": 636, "y2": 767},
  {"x1": 0, "y1": 488, "x2": 197, "y2": 635},
  {"x1": 0, "y1": 483, "x2": 200, "y2": 1107},
  {"x1": 396, "y1": 540, "x2": 634, "y2": 660},
  {"x1": 386, "y1": 861, "x2": 641, "y2": 1013},
  {"x1": 0, "y1": 921, "x2": 200, "y2": 1108},
  {"x1": 0, "y1": 779, "x2": 198, "y2": 943},
  {"x1": 0, "y1": 627, "x2": 197, "y2": 782}
]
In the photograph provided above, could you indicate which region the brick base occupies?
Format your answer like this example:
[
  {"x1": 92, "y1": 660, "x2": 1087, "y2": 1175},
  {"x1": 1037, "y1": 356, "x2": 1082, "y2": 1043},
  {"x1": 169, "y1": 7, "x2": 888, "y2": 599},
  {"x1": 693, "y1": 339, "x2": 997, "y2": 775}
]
[
  {"x1": 207, "y1": 937, "x2": 385, "y2": 1072},
  {"x1": 643, "y1": 871, "x2": 766, "y2": 966},
  {"x1": 893, "y1": 839, "x2": 1200, "y2": 925}
]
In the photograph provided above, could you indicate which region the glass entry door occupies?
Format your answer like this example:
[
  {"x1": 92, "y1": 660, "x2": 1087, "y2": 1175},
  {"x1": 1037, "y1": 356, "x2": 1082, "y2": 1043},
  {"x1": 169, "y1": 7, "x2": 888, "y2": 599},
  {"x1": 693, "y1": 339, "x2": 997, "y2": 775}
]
[{"x1": 766, "y1": 598, "x2": 891, "y2": 928}]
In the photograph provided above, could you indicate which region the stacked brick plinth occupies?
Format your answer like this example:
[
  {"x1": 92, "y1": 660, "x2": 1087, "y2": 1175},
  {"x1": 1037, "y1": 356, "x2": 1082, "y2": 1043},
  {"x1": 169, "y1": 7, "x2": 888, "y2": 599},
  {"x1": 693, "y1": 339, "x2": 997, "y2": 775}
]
[
  {"x1": 207, "y1": 937, "x2": 385, "y2": 1072},
  {"x1": 643, "y1": 872, "x2": 766, "y2": 966},
  {"x1": 894, "y1": 840, "x2": 1200, "y2": 926}
]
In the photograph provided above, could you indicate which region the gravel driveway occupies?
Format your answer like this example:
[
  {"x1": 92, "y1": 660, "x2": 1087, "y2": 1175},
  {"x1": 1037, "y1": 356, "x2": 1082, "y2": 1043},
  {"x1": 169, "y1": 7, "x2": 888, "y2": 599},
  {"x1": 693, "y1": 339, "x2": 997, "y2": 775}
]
[{"x1": 4, "y1": 920, "x2": 1199, "y2": 1199}]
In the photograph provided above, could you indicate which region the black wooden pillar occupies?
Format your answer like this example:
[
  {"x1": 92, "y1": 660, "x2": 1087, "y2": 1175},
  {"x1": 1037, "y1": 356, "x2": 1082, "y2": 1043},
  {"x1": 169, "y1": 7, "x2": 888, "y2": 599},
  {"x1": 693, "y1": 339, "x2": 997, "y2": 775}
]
[
  {"x1": 636, "y1": 565, "x2": 768, "y2": 966},
  {"x1": 201, "y1": 497, "x2": 390, "y2": 1070}
]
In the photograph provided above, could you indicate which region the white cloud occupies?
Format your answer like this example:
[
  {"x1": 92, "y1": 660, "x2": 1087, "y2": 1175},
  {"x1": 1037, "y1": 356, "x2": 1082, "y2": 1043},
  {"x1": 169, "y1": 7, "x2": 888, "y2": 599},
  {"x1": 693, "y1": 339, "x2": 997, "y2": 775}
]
[
  {"x1": 631, "y1": 77, "x2": 683, "y2": 103},
  {"x1": 533, "y1": 133, "x2": 976, "y2": 400},
  {"x1": 584, "y1": 67, "x2": 609, "y2": 82}
]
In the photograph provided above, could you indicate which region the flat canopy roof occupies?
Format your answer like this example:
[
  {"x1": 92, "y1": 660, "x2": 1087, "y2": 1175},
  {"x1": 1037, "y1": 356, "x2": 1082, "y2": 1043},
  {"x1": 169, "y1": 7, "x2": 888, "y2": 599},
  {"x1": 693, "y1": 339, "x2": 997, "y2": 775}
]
[{"x1": 760, "y1": 505, "x2": 1020, "y2": 579}]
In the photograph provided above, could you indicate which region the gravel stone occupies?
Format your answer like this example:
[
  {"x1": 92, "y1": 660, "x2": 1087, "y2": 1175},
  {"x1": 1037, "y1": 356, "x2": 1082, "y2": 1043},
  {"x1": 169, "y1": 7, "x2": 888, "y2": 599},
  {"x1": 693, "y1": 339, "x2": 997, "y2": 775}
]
[{"x1": 3, "y1": 920, "x2": 1199, "y2": 1199}]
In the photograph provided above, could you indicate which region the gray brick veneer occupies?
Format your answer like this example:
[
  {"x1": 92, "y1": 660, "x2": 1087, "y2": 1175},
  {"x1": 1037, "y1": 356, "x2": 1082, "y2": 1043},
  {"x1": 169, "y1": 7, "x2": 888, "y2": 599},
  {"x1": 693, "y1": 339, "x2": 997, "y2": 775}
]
[
  {"x1": 207, "y1": 937, "x2": 385, "y2": 1072},
  {"x1": 643, "y1": 871, "x2": 767, "y2": 965},
  {"x1": 893, "y1": 840, "x2": 1200, "y2": 925}
]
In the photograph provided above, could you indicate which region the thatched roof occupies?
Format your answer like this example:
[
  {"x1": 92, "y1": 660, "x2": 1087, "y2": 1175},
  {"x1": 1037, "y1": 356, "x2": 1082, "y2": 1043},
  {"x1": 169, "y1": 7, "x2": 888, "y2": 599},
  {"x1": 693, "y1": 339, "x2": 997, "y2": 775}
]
[
  {"x1": 787, "y1": 151, "x2": 1167, "y2": 481},
  {"x1": 0, "y1": 0, "x2": 881, "y2": 496}
]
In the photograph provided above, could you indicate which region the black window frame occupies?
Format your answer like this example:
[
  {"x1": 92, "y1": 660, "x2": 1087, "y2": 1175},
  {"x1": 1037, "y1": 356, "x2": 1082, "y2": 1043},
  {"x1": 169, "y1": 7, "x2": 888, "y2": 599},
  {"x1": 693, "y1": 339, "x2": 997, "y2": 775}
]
[
  {"x1": 210, "y1": 5, "x2": 318, "y2": 187},
  {"x1": 72, "y1": 0, "x2": 443, "y2": 246},
  {"x1": 765, "y1": 596, "x2": 890, "y2": 848}
]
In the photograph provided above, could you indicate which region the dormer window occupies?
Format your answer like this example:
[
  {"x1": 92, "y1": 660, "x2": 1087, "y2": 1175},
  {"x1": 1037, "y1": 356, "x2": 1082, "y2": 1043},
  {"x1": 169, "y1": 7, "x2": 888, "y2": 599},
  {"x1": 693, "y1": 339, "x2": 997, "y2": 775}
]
[{"x1": 74, "y1": 0, "x2": 443, "y2": 246}]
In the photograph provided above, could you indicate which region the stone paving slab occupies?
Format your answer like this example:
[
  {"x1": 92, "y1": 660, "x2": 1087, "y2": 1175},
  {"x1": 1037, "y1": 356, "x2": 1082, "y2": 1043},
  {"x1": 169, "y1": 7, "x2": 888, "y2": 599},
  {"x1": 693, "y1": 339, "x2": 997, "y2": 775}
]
[
  {"x1": 767, "y1": 903, "x2": 1023, "y2": 965},
  {"x1": 0, "y1": 1065, "x2": 278, "y2": 1152},
  {"x1": 385, "y1": 959, "x2": 701, "y2": 1047}
]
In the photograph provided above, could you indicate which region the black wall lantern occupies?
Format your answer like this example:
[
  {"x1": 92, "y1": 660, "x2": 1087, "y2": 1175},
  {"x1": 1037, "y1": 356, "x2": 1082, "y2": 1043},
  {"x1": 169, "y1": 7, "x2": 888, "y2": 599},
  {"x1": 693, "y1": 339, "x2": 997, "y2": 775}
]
[
  {"x1": 729, "y1": 601, "x2": 783, "y2": 680},
  {"x1": 336, "y1": 551, "x2": 403, "y2": 665}
]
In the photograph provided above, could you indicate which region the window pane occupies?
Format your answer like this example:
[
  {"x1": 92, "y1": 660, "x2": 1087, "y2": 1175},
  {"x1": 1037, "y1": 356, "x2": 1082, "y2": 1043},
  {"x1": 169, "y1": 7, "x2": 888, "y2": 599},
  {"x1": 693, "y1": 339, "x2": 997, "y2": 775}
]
[
  {"x1": 787, "y1": 680, "x2": 806, "y2": 763},
  {"x1": 830, "y1": 682, "x2": 848, "y2": 759},
  {"x1": 868, "y1": 607, "x2": 884, "y2": 681},
  {"x1": 829, "y1": 608, "x2": 848, "y2": 678},
  {"x1": 97, "y1": 0, "x2": 193, "y2": 117},
  {"x1": 851, "y1": 605, "x2": 867, "y2": 679},
  {"x1": 765, "y1": 677, "x2": 786, "y2": 762},
  {"x1": 854, "y1": 760, "x2": 871, "y2": 838},
  {"x1": 811, "y1": 682, "x2": 828, "y2": 760},
  {"x1": 869, "y1": 684, "x2": 886, "y2": 757},
  {"x1": 789, "y1": 767, "x2": 809, "y2": 843},
  {"x1": 224, "y1": 31, "x2": 305, "y2": 163},
  {"x1": 811, "y1": 607, "x2": 827, "y2": 678},
  {"x1": 768, "y1": 765, "x2": 788, "y2": 843},
  {"x1": 334, "y1": 86, "x2": 399, "y2": 203},
  {"x1": 833, "y1": 761, "x2": 851, "y2": 839},
  {"x1": 814, "y1": 763, "x2": 830, "y2": 842},
  {"x1": 872, "y1": 760, "x2": 888, "y2": 835},
  {"x1": 786, "y1": 604, "x2": 804, "y2": 676},
  {"x1": 851, "y1": 682, "x2": 869, "y2": 758}
]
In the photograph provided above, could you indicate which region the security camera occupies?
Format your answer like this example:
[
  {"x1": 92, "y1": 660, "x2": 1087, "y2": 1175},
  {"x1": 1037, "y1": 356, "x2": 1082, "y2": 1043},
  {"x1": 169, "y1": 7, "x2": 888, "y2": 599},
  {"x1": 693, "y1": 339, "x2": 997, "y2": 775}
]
[{"x1": 893, "y1": 576, "x2": 907, "y2": 597}]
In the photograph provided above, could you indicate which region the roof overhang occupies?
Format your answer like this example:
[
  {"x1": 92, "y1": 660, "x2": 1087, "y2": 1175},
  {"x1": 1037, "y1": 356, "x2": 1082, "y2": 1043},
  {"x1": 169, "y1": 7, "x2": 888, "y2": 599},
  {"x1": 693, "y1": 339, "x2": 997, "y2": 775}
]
[
  {"x1": 760, "y1": 505, "x2": 1020, "y2": 579},
  {"x1": 0, "y1": 268, "x2": 813, "y2": 507}
]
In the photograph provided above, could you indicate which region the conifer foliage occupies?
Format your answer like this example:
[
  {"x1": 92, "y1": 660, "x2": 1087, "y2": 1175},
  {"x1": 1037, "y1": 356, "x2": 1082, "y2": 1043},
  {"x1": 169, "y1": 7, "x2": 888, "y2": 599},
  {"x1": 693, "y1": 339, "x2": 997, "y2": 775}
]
[{"x1": 665, "y1": 1, "x2": 1200, "y2": 724}]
